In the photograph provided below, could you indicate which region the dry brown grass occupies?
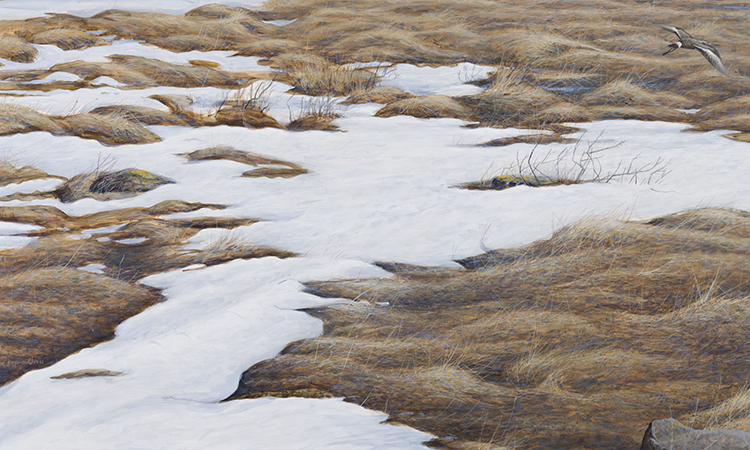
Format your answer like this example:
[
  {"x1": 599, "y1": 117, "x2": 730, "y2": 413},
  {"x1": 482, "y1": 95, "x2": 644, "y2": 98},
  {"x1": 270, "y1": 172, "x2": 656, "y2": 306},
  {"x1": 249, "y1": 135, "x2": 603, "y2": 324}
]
[
  {"x1": 0, "y1": 197, "x2": 296, "y2": 386},
  {"x1": 0, "y1": 160, "x2": 66, "y2": 186},
  {"x1": 0, "y1": 102, "x2": 163, "y2": 145},
  {"x1": 287, "y1": 96, "x2": 342, "y2": 131},
  {"x1": 227, "y1": 207, "x2": 750, "y2": 449},
  {"x1": 89, "y1": 89, "x2": 289, "y2": 131},
  {"x1": 183, "y1": 145, "x2": 308, "y2": 177},
  {"x1": 477, "y1": 134, "x2": 578, "y2": 147},
  {"x1": 31, "y1": 28, "x2": 102, "y2": 50},
  {"x1": 0, "y1": 35, "x2": 38, "y2": 63},
  {"x1": 343, "y1": 85, "x2": 414, "y2": 105},
  {"x1": 0, "y1": 267, "x2": 163, "y2": 386},
  {"x1": 0, "y1": 55, "x2": 280, "y2": 91},
  {"x1": 270, "y1": 52, "x2": 382, "y2": 96},
  {"x1": 376, "y1": 95, "x2": 470, "y2": 120},
  {"x1": 1, "y1": 1, "x2": 749, "y2": 129},
  {"x1": 57, "y1": 113, "x2": 162, "y2": 146}
]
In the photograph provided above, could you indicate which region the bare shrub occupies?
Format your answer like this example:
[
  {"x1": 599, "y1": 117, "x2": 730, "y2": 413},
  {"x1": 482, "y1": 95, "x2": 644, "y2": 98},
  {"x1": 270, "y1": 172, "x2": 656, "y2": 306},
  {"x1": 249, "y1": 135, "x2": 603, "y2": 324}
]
[
  {"x1": 287, "y1": 96, "x2": 342, "y2": 131},
  {"x1": 462, "y1": 132, "x2": 670, "y2": 190}
]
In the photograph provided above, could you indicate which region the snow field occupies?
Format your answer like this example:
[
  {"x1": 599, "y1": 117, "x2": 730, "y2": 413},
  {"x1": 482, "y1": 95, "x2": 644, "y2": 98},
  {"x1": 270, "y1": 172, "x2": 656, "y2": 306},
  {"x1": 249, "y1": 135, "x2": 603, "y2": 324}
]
[{"x1": 0, "y1": 12, "x2": 748, "y2": 448}]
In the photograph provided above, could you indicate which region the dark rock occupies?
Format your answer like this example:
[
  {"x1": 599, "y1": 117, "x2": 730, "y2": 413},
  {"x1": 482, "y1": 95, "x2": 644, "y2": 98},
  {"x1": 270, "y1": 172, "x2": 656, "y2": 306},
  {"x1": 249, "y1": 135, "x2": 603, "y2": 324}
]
[{"x1": 640, "y1": 418, "x2": 750, "y2": 450}]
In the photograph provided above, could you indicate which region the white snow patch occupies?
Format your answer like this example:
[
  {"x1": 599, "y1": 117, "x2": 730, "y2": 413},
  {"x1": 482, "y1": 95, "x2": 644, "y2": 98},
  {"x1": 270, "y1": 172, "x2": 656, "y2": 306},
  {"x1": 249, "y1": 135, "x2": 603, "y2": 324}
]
[
  {"x1": 382, "y1": 62, "x2": 495, "y2": 96},
  {"x1": 90, "y1": 76, "x2": 126, "y2": 87},
  {"x1": 0, "y1": 10, "x2": 747, "y2": 448},
  {"x1": 77, "y1": 263, "x2": 106, "y2": 274},
  {"x1": 28, "y1": 72, "x2": 82, "y2": 84},
  {"x1": 262, "y1": 18, "x2": 297, "y2": 26},
  {"x1": 115, "y1": 237, "x2": 148, "y2": 245}
]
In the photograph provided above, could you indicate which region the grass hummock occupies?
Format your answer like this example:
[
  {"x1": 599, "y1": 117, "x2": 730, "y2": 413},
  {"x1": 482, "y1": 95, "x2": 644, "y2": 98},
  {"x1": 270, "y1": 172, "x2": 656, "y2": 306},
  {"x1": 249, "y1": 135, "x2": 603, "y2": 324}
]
[{"x1": 226, "y1": 207, "x2": 750, "y2": 450}]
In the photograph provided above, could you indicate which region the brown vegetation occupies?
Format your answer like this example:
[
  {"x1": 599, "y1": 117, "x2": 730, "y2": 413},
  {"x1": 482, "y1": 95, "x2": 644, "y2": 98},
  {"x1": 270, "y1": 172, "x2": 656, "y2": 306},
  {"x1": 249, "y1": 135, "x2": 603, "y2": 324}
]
[
  {"x1": 2, "y1": 1, "x2": 749, "y2": 130},
  {"x1": 0, "y1": 54, "x2": 281, "y2": 91},
  {"x1": 0, "y1": 103, "x2": 162, "y2": 145},
  {"x1": 0, "y1": 198, "x2": 295, "y2": 387},
  {"x1": 0, "y1": 160, "x2": 66, "y2": 186},
  {"x1": 477, "y1": 134, "x2": 578, "y2": 147},
  {"x1": 376, "y1": 95, "x2": 470, "y2": 120},
  {"x1": 228, "y1": 207, "x2": 750, "y2": 449},
  {"x1": 184, "y1": 146, "x2": 308, "y2": 178},
  {"x1": 343, "y1": 85, "x2": 414, "y2": 105}
]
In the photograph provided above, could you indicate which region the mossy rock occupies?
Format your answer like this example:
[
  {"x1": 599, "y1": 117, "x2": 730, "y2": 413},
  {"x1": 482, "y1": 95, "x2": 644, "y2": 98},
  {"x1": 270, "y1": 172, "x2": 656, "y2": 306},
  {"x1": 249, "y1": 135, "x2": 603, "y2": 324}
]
[
  {"x1": 89, "y1": 169, "x2": 174, "y2": 194},
  {"x1": 489, "y1": 174, "x2": 555, "y2": 189},
  {"x1": 53, "y1": 168, "x2": 174, "y2": 202}
]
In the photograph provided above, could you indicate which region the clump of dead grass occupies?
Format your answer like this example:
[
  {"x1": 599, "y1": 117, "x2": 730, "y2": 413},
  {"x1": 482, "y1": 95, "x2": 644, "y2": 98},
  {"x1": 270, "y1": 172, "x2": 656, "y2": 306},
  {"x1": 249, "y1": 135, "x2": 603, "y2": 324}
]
[
  {"x1": 0, "y1": 158, "x2": 66, "y2": 186},
  {"x1": 342, "y1": 85, "x2": 414, "y2": 105},
  {"x1": 31, "y1": 28, "x2": 102, "y2": 50},
  {"x1": 376, "y1": 94, "x2": 470, "y2": 120},
  {"x1": 0, "y1": 195, "x2": 295, "y2": 387},
  {"x1": 273, "y1": 52, "x2": 382, "y2": 96},
  {"x1": 0, "y1": 35, "x2": 38, "y2": 63},
  {"x1": 287, "y1": 96, "x2": 342, "y2": 131},
  {"x1": 183, "y1": 145, "x2": 308, "y2": 177},
  {"x1": 0, "y1": 102, "x2": 163, "y2": 145},
  {"x1": 57, "y1": 113, "x2": 162, "y2": 145},
  {"x1": 89, "y1": 89, "x2": 290, "y2": 131},
  {"x1": 227, "y1": 206, "x2": 750, "y2": 449}
]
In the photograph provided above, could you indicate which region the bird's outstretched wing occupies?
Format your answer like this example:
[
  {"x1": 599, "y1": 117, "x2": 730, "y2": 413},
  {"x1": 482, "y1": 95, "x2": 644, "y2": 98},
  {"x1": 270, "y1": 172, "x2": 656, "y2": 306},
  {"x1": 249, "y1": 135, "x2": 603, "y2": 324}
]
[
  {"x1": 660, "y1": 25, "x2": 692, "y2": 40},
  {"x1": 694, "y1": 43, "x2": 730, "y2": 76}
]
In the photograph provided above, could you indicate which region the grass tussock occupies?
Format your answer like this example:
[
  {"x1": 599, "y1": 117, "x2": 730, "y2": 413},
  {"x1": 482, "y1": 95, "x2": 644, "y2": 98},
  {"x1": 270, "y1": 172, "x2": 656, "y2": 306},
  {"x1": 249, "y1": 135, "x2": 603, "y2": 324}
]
[
  {"x1": 0, "y1": 35, "x2": 38, "y2": 63},
  {"x1": 184, "y1": 145, "x2": 308, "y2": 177},
  {"x1": 0, "y1": 159, "x2": 66, "y2": 186},
  {"x1": 376, "y1": 95, "x2": 470, "y2": 120},
  {"x1": 270, "y1": 52, "x2": 382, "y2": 96},
  {"x1": 342, "y1": 85, "x2": 414, "y2": 105},
  {"x1": 1, "y1": 1, "x2": 748, "y2": 129},
  {"x1": 57, "y1": 113, "x2": 162, "y2": 146},
  {"x1": 0, "y1": 102, "x2": 162, "y2": 145},
  {"x1": 227, "y1": 207, "x2": 750, "y2": 449},
  {"x1": 287, "y1": 96, "x2": 342, "y2": 131},
  {"x1": 0, "y1": 196, "x2": 295, "y2": 387},
  {"x1": 31, "y1": 28, "x2": 102, "y2": 50}
]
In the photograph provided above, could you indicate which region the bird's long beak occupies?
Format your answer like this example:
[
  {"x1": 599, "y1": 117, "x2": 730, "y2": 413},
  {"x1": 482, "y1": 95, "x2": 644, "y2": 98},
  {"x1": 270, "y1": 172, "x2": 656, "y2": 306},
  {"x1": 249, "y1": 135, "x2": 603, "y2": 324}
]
[{"x1": 663, "y1": 42, "x2": 680, "y2": 56}]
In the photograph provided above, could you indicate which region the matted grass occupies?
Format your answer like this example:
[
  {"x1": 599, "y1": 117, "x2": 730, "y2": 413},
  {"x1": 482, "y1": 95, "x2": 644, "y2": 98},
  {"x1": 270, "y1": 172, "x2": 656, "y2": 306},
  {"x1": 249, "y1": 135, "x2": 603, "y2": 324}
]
[
  {"x1": 183, "y1": 145, "x2": 308, "y2": 177},
  {"x1": 0, "y1": 159, "x2": 66, "y2": 186},
  {"x1": 2, "y1": 1, "x2": 750, "y2": 130},
  {"x1": 227, "y1": 207, "x2": 750, "y2": 449},
  {"x1": 0, "y1": 197, "x2": 296, "y2": 387}
]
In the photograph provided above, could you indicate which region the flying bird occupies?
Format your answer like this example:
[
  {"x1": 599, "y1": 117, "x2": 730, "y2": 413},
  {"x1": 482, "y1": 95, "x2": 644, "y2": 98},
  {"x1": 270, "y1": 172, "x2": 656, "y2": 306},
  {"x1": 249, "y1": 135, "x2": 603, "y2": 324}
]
[{"x1": 660, "y1": 25, "x2": 729, "y2": 77}]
